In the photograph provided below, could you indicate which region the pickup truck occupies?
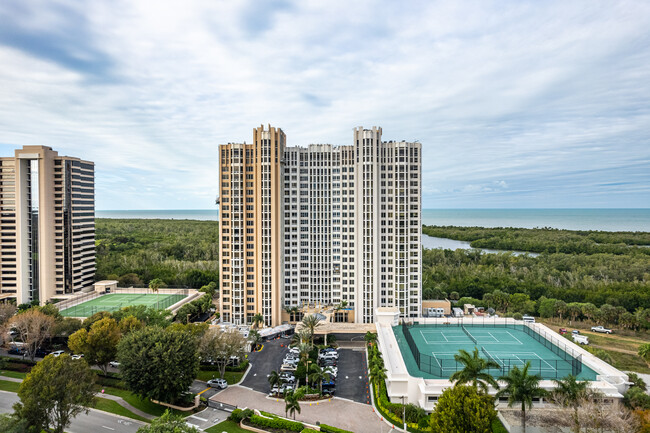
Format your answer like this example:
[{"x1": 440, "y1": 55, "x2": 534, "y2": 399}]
[{"x1": 590, "y1": 326, "x2": 613, "y2": 334}]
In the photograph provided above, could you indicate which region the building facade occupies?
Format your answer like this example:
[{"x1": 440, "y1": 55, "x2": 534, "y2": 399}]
[
  {"x1": 219, "y1": 125, "x2": 421, "y2": 326},
  {"x1": 0, "y1": 146, "x2": 95, "y2": 305}
]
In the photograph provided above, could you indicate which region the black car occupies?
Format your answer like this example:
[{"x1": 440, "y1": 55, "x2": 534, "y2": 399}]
[
  {"x1": 8, "y1": 347, "x2": 25, "y2": 355},
  {"x1": 34, "y1": 348, "x2": 50, "y2": 357},
  {"x1": 320, "y1": 359, "x2": 336, "y2": 367}
]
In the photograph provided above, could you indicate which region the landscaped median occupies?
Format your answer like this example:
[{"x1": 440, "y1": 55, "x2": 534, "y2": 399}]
[{"x1": 227, "y1": 408, "x2": 354, "y2": 433}]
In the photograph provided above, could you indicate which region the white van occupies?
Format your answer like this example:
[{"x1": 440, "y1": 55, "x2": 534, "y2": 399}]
[
  {"x1": 572, "y1": 334, "x2": 589, "y2": 345},
  {"x1": 522, "y1": 315, "x2": 535, "y2": 323}
]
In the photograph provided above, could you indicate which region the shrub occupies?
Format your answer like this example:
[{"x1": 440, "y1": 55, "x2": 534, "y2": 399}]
[
  {"x1": 248, "y1": 414, "x2": 304, "y2": 432},
  {"x1": 320, "y1": 424, "x2": 354, "y2": 433},
  {"x1": 404, "y1": 403, "x2": 426, "y2": 424},
  {"x1": 624, "y1": 387, "x2": 650, "y2": 410},
  {"x1": 429, "y1": 385, "x2": 496, "y2": 433},
  {"x1": 513, "y1": 313, "x2": 523, "y2": 321}
]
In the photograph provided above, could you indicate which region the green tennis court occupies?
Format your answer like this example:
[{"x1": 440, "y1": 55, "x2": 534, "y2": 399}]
[
  {"x1": 394, "y1": 322, "x2": 597, "y2": 380},
  {"x1": 59, "y1": 293, "x2": 186, "y2": 317}
]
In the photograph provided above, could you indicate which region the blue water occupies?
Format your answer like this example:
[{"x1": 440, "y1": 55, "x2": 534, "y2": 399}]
[{"x1": 96, "y1": 209, "x2": 650, "y2": 232}]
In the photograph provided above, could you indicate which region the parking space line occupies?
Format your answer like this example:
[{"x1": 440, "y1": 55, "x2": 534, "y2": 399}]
[{"x1": 197, "y1": 387, "x2": 211, "y2": 395}]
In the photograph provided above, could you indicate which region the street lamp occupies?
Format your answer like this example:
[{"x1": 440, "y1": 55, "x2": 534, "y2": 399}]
[{"x1": 401, "y1": 396, "x2": 406, "y2": 431}]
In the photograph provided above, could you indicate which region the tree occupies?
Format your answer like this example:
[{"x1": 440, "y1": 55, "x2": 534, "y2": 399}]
[
  {"x1": 449, "y1": 348, "x2": 500, "y2": 393},
  {"x1": 119, "y1": 315, "x2": 144, "y2": 334},
  {"x1": 268, "y1": 370, "x2": 281, "y2": 395},
  {"x1": 149, "y1": 278, "x2": 165, "y2": 310},
  {"x1": 10, "y1": 309, "x2": 55, "y2": 361},
  {"x1": 118, "y1": 326, "x2": 199, "y2": 404},
  {"x1": 14, "y1": 354, "x2": 95, "y2": 433},
  {"x1": 249, "y1": 329, "x2": 262, "y2": 351},
  {"x1": 552, "y1": 374, "x2": 590, "y2": 433},
  {"x1": 364, "y1": 331, "x2": 377, "y2": 344},
  {"x1": 0, "y1": 303, "x2": 17, "y2": 327},
  {"x1": 301, "y1": 314, "x2": 322, "y2": 349},
  {"x1": 496, "y1": 362, "x2": 547, "y2": 433},
  {"x1": 449, "y1": 291, "x2": 460, "y2": 301},
  {"x1": 369, "y1": 362, "x2": 387, "y2": 388},
  {"x1": 429, "y1": 385, "x2": 496, "y2": 433},
  {"x1": 251, "y1": 313, "x2": 264, "y2": 329},
  {"x1": 537, "y1": 297, "x2": 557, "y2": 319},
  {"x1": 136, "y1": 410, "x2": 199, "y2": 433},
  {"x1": 0, "y1": 413, "x2": 29, "y2": 433},
  {"x1": 290, "y1": 330, "x2": 309, "y2": 347},
  {"x1": 52, "y1": 317, "x2": 82, "y2": 339},
  {"x1": 639, "y1": 343, "x2": 650, "y2": 367},
  {"x1": 284, "y1": 389, "x2": 301, "y2": 420},
  {"x1": 308, "y1": 364, "x2": 332, "y2": 395},
  {"x1": 297, "y1": 343, "x2": 311, "y2": 386},
  {"x1": 554, "y1": 300, "x2": 568, "y2": 321},
  {"x1": 111, "y1": 305, "x2": 171, "y2": 327},
  {"x1": 68, "y1": 317, "x2": 121, "y2": 374},
  {"x1": 198, "y1": 328, "x2": 247, "y2": 379}
]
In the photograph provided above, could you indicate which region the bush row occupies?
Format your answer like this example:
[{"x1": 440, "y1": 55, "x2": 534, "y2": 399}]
[
  {"x1": 248, "y1": 414, "x2": 304, "y2": 432},
  {"x1": 200, "y1": 359, "x2": 249, "y2": 372},
  {"x1": 319, "y1": 423, "x2": 354, "y2": 433}
]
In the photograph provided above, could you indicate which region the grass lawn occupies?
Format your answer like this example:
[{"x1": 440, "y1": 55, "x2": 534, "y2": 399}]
[
  {"x1": 0, "y1": 371, "x2": 28, "y2": 380},
  {"x1": 196, "y1": 369, "x2": 244, "y2": 384},
  {"x1": 492, "y1": 417, "x2": 508, "y2": 433},
  {"x1": 607, "y1": 350, "x2": 650, "y2": 374},
  {"x1": 99, "y1": 386, "x2": 193, "y2": 418},
  {"x1": 205, "y1": 420, "x2": 249, "y2": 433},
  {"x1": 0, "y1": 379, "x2": 20, "y2": 393},
  {"x1": 94, "y1": 397, "x2": 150, "y2": 423}
]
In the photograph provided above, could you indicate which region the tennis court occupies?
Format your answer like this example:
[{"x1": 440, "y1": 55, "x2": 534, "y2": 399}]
[
  {"x1": 394, "y1": 322, "x2": 597, "y2": 380},
  {"x1": 59, "y1": 293, "x2": 186, "y2": 317}
]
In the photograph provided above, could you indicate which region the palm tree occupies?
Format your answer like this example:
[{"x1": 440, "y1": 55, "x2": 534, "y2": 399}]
[
  {"x1": 364, "y1": 331, "x2": 377, "y2": 345},
  {"x1": 497, "y1": 362, "x2": 547, "y2": 433},
  {"x1": 284, "y1": 389, "x2": 301, "y2": 420},
  {"x1": 249, "y1": 329, "x2": 262, "y2": 351},
  {"x1": 268, "y1": 370, "x2": 282, "y2": 396},
  {"x1": 369, "y1": 363, "x2": 387, "y2": 387},
  {"x1": 552, "y1": 374, "x2": 589, "y2": 433},
  {"x1": 308, "y1": 364, "x2": 332, "y2": 395},
  {"x1": 297, "y1": 343, "x2": 311, "y2": 386},
  {"x1": 251, "y1": 313, "x2": 264, "y2": 329},
  {"x1": 449, "y1": 348, "x2": 500, "y2": 393},
  {"x1": 301, "y1": 315, "x2": 322, "y2": 349},
  {"x1": 290, "y1": 330, "x2": 309, "y2": 347},
  {"x1": 148, "y1": 278, "x2": 164, "y2": 310}
]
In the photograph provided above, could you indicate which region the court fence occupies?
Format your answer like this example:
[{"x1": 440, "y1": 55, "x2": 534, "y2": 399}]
[
  {"x1": 58, "y1": 287, "x2": 190, "y2": 317},
  {"x1": 400, "y1": 319, "x2": 583, "y2": 379}
]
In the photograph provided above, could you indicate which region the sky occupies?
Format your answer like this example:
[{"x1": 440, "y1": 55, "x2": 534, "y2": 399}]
[{"x1": 0, "y1": 0, "x2": 649, "y2": 210}]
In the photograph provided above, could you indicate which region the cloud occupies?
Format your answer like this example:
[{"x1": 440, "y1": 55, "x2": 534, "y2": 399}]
[{"x1": 0, "y1": 0, "x2": 649, "y2": 209}]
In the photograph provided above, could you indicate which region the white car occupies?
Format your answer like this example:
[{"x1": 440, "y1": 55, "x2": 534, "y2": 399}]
[
  {"x1": 207, "y1": 378, "x2": 228, "y2": 389},
  {"x1": 288, "y1": 347, "x2": 300, "y2": 355},
  {"x1": 319, "y1": 352, "x2": 338, "y2": 361},
  {"x1": 109, "y1": 361, "x2": 121, "y2": 368},
  {"x1": 51, "y1": 350, "x2": 65, "y2": 357},
  {"x1": 590, "y1": 326, "x2": 613, "y2": 334},
  {"x1": 71, "y1": 354, "x2": 84, "y2": 360}
]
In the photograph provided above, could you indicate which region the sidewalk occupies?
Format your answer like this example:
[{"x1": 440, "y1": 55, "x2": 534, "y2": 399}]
[
  {"x1": 1, "y1": 374, "x2": 155, "y2": 421},
  {"x1": 212, "y1": 385, "x2": 391, "y2": 433}
]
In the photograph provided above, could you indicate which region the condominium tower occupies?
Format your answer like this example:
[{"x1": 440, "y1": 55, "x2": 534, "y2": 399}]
[
  {"x1": 0, "y1": 146, "x2": 95, "y2": 305},
  {"x1": 219, "y1": 125, "x2": 421, "y2": 326}
]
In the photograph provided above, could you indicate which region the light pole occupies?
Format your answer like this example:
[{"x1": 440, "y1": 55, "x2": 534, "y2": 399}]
[{"x1": 401, "y1": 396, "x2": 406, "y2": 431}]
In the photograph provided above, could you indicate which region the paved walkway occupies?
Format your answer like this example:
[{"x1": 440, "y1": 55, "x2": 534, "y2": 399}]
[
  {"x1": 212, "y1": 385, "x2": 395, "y2": 433},
  {"x1": 1, "y1": 375, "x2": 155, "y2": 420}
]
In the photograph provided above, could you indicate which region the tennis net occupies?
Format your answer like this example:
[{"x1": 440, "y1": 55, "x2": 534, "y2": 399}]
[
  {"x1": 461, "y1": 325, "x2": 478, "y2": 344},
  {"x1": 481, "y1": 347, "x2": 503, "y2": 369}
]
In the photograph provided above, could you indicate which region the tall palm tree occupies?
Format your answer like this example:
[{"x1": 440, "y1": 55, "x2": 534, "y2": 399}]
[
  {"x1": 268, "y1": 370, "x2": 282, "y2": 396},
  {"x1": 496, "y1": 362, "x2": 547, "y2": 433},
  {"x1": 308, "y1": 364, "x2": 332, "y2": 395},
  {"x1": 251, "y1": 313, "x2": 264, "y2": 329},
  {"x1": 284, "y1": 389, "x2": 301, "y2": 420},
  {"x1": 552, "y1": 374, "x2": 589, "y2": 433},
  {"x1": 369, "y1": 363, "x2": 387, "y2": 387},
  {"x1": 301, "y1": 315, "x2": 321, "y2": 349},
  {"x1": 449, "y1": 348, "x2": 500, "y2": 393},
  {"x1": 249, "y1": 329, "x2": 262, "y2": 351},
  {"x1": 149, "y1": 278, "x2": 164, "y2": 310},
  {"x1": 290, "y1": 330, "x2": 309, "y2": 347},
  {"x1": 297, "y1": 343, "x2": 311, "y2": 386}
]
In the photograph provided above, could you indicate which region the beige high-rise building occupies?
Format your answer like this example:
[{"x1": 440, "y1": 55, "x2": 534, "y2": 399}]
[
  {"x1": 219, "y1": 126, "x2": 285, "y2": 326},
  {"x1": 219, "y1": 125, "x2": 421, "y2": 326},
  {"x1": 0, "y1": 146, "x2": 95, "y2": 305}
]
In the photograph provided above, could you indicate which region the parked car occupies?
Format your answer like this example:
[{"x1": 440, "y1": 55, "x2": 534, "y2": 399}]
[
  {"x1": 322, "y1": 388, "x2": 335, "y2": 397},
  {"x1": 288, "y1": 347, "x2": 300, "y2": 355},
  {"x1": 591, "y1": 326, "x2": 613, "y2": 334},
  {"x1": 573, "y1": 334, "x2": 589, "y2": 345},
  {"x1": 51, "y1": 350, "x2": 65, "y2": 357},
  {"x1": 572, "y1": 330, "x2": 581, "y2": 335},
  {"x1": 559, "y1": 328, "x2": 568, "y2": 335},
  {"x1": 281, "y1": 363, "x2": 297, "y2": 372},
  {"x1": 207, "y1": 378, "x2": 228, "y2": 389},
  {"x1": 71, "y1": 354, "x2": 84, "y2": 360},
  {"x1": 8, "y1": 346, "x2": 25, "y2": 355},
  {"x1": 320, "y1": 359, "x2": 337, "y2": 367},
  {"x1": 109, "y1": 360, "x2": 121, "y2": 368},
  {"x1": 319, "y1": 352, "x2": 338, "y2": 361},
  {"x1": 35, "y1": 347, "x2": 50, "y2": 357},
  {"x1": 320, "y1": 348, "x2": 337, "y2": 354},
  {"x1": 280, "y1": 372, "x2": 295, "y2": 383}
]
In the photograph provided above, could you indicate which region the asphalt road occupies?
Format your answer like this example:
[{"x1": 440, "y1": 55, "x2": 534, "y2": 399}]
[
  {"x1": 0, "y1": 390, "x2": 145, "y2": 433},
  {"x1": 241, "y1": 337, "x2": 289, "y2": 393}
]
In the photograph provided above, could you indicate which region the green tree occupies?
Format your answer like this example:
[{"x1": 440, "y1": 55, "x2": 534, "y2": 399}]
[
  {"x1": 581, "y1": 303, "x2": 598, "y2": 323},
  {"x1": 364, "y1": 331, "x2": 377, "y2": 344},
  {"x1": 284, "y1": 389, "x2": 301, "y2": 420},
  {"x1": 301, "y1": 314, "x2": 322, "y2": 349},
  {"x1": 554, "y1": 300, "x2": 567, "y2": 321},
  {"x1": 369, "y1": 362, "x2": 387, "y2": 388},
  {"x1": 537, "y1": 297, "x2": 557, "y2": 318},
  {"x1": 119, "y1": 315, "x2": 144, "y2": 334},
  {"x1": 552, "y1": 375, "x2": 590, "y2": 433},
  {"x1": 0, "y1": 413, "x2": 29, "y2": 433},
  {"x1": 117, "y1": 326, "x2": 199, "y2": 404},
  {"x1": 68, "y1": 317, "x2": 121, "y2": 374},
  {"x1": 429, "y1": 385, "x2": 496, "y2": 433},
  {"x1": 308, "y1": 364, "x2": 332, "y2": 395},
  {"x1": 149, "y1": 278, "x2": 165, "y2": 310},
  {"x1": 297, "y1": 343, "x2": 311, "y2": 386},
  {"x1": 136, "y1": 410, "x2": 199, "y2": 432},
  {"x1": 10, "y1": 309, "x2": 56, "y2": 361},
  {"x1": 449, "y1": 348, "x2": 500, "y2": 393},
  {"x1": 249, "y1": 329, "x2": 262, "y2": 351},
  {"x1": 449, "y1": 291, "x2": 460, "y2": 301},
  {"x1": 268, "y1": 370, "x2": 281, "y2": 395},
  {"x1": 251, "y1": 313, "x2": 264, "y2": 329},
  {"x1": 199, "y1": 328, "x2": 247, "y2": 379},
  {"x1": 638, "y1": 343, "x2": 650, "y2": 366},
  {"x1": 14, "y1": 354, "x2": 95, "y2": 433},
  {"x1": 496, "y1": 362, "x2": 547, "y2": 433}
]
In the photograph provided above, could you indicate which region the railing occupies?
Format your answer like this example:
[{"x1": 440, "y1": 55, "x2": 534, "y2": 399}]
[{"x1": 400, "y1": 320, "x2": 583, "y2": 379}]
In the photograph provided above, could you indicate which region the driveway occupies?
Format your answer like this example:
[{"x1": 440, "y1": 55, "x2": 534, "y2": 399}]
[
  {"x1": 335, "y1": 348, "x2": 370, "y2": 404},
  {"x1": 241, "y1": 338, "x2": 289, "y2": 393},
  {"x1": 212, "y1": 386, "x2": 391, "y2": 433}
]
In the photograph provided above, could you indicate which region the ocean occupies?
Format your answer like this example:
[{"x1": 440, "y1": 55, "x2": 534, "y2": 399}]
[{"x1": 96, "y1": 209, "x2": 650, "y2": 232}]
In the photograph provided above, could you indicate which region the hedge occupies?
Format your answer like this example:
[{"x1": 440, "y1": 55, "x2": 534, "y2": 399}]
[
  {"x1": 248, "y1": 414, "x2": 304, "y2": 432},
  {"x1": 200, "y1": 359, "x2": 249, "y2": 372},
  {"x1": 320, "y1": 424, "x2": 354, "y2": 433},
  {"x1": 300, "y1": 429, "x2": 319, "y2": 433}
]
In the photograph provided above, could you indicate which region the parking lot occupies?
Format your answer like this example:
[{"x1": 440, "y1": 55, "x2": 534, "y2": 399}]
[{"x1": 240, "y1": 338, "x2": 369, "y2": 404}]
